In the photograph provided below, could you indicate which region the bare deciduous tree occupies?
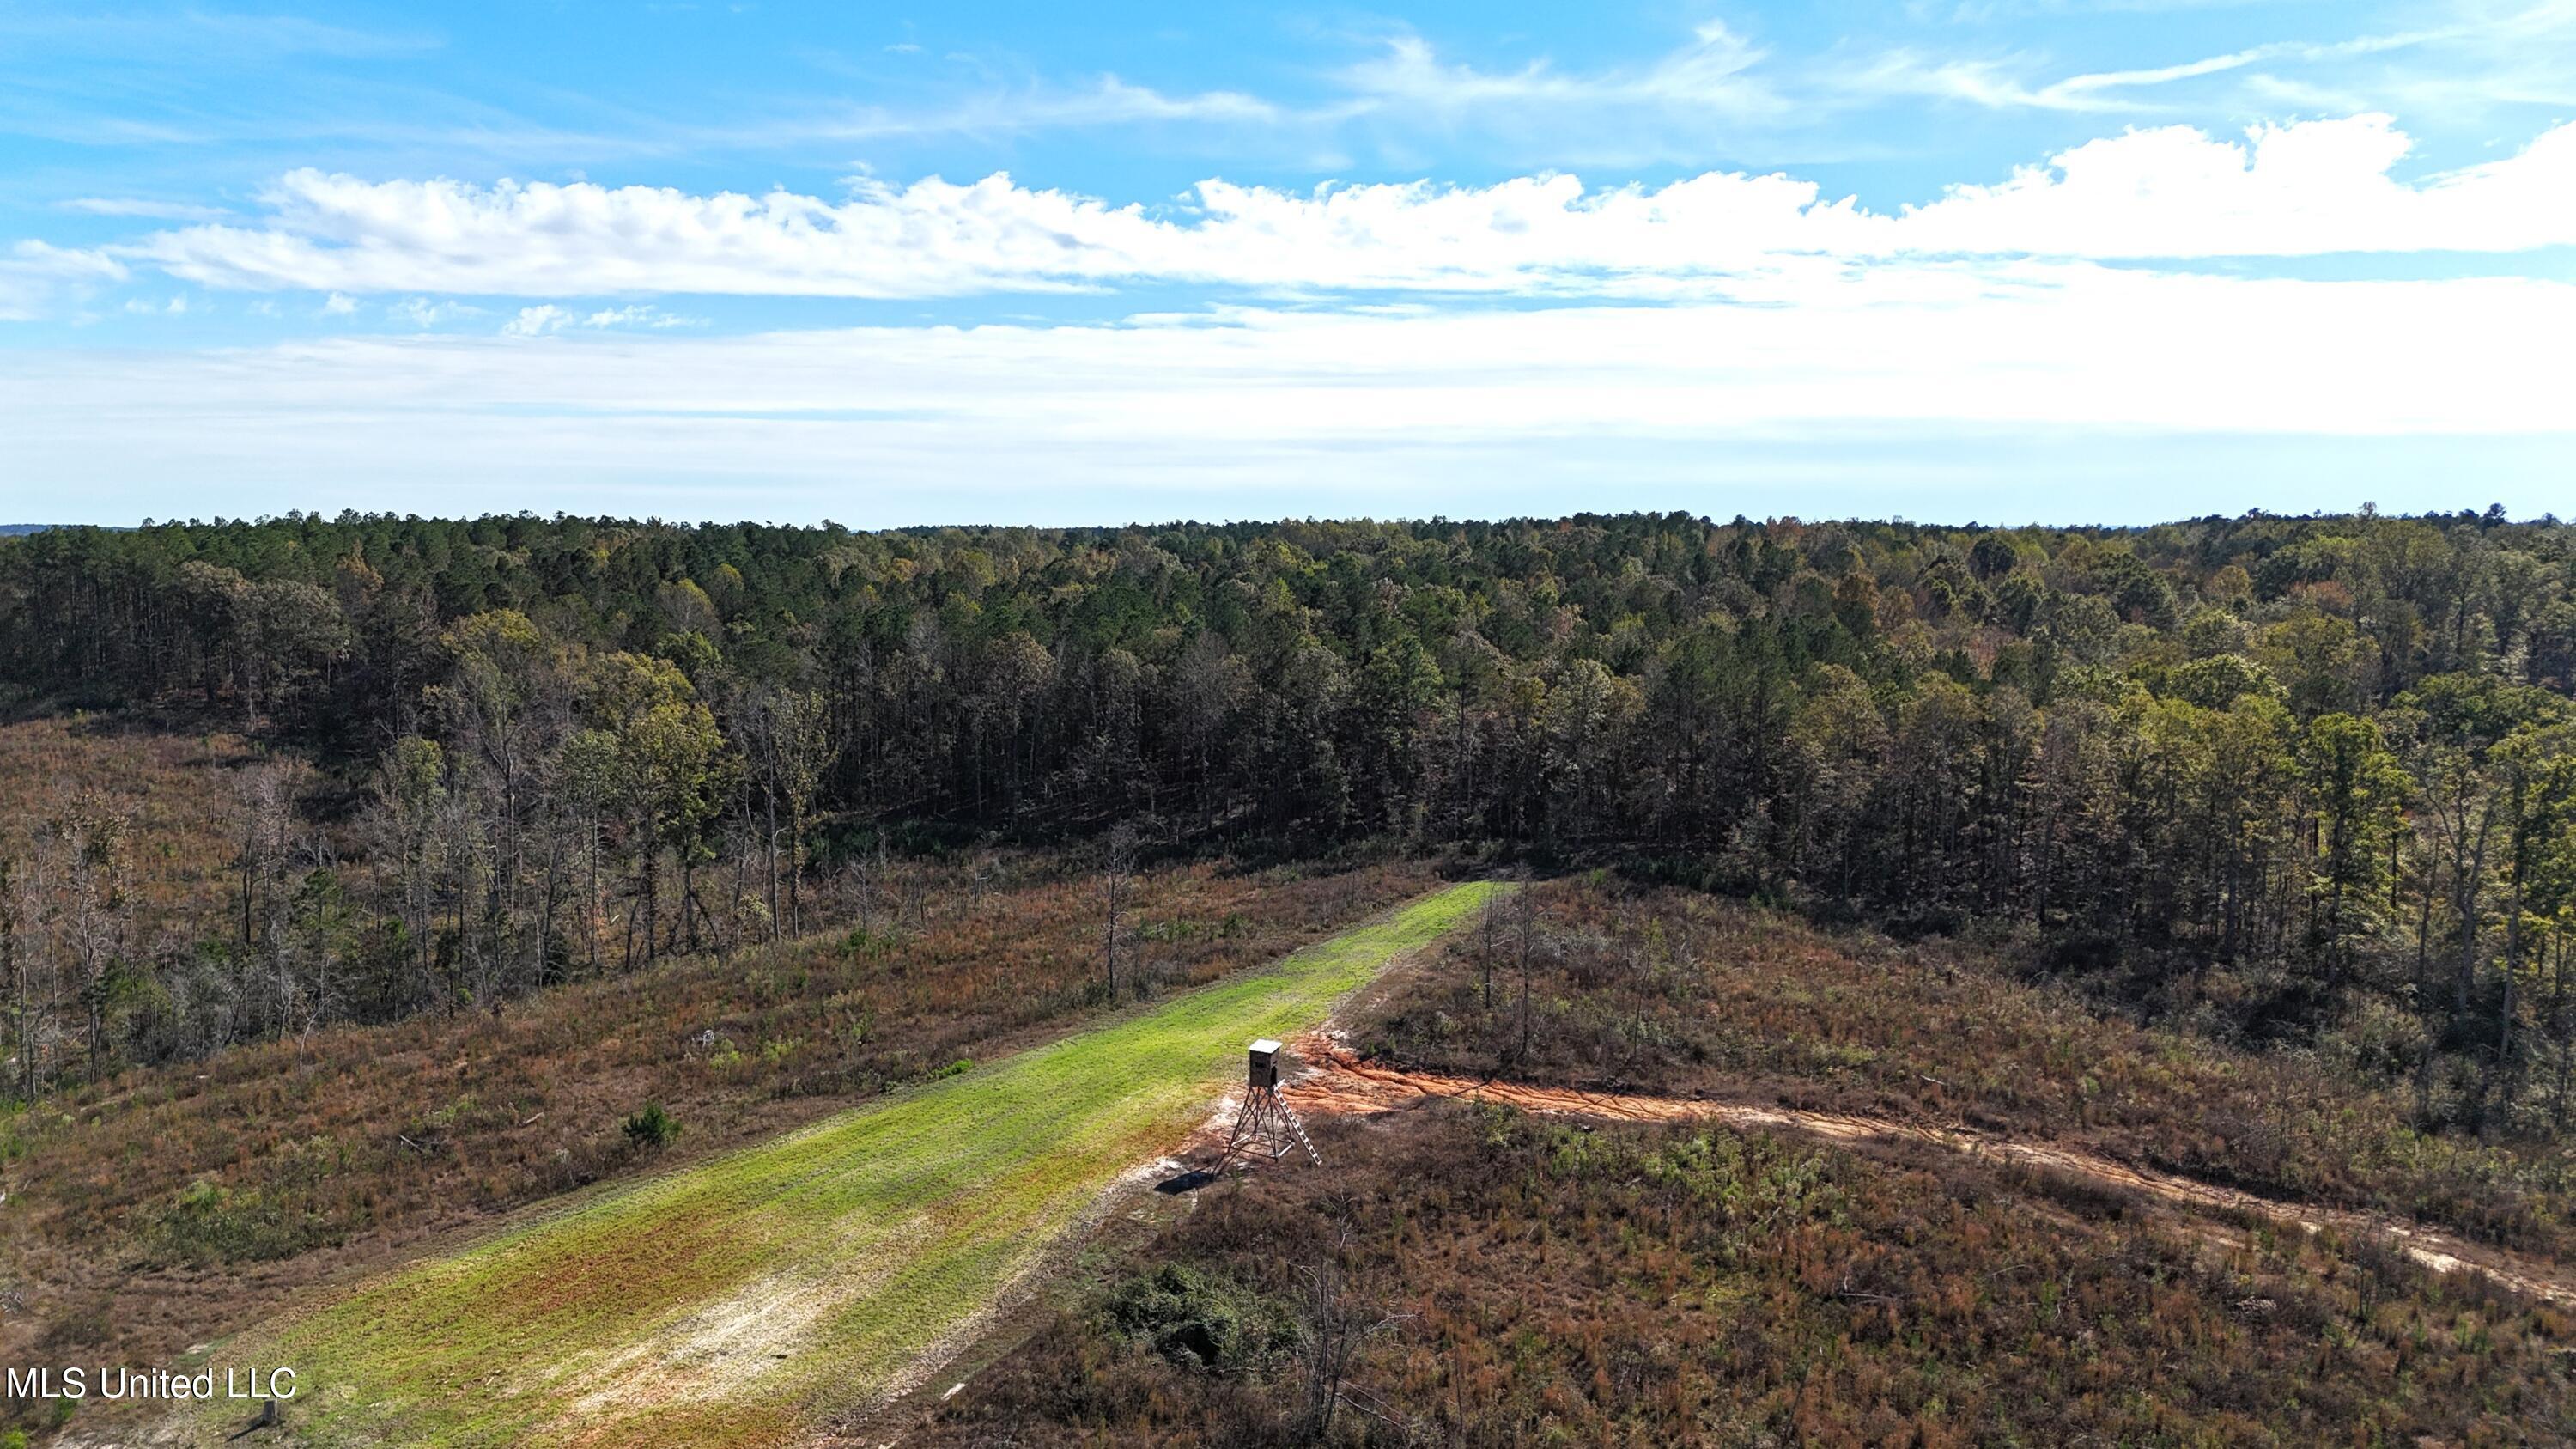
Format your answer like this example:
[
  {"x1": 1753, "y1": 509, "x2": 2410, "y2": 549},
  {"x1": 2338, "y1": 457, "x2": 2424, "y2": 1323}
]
[
  {"x1": 2, "y1": 855, "x2": 30, "y2": 1101},
  {"x1": 46, "y1": 797, "x2": 132, "y2": 1075},
  {"x1": 1516, "y1": 881, "x2": 1540, "y2": 1068},
  {"x1": 1101, "y1": 822, "x2": 1138, "y2": 998},
  {"x1": 1293, "y1": 1223, "x2": 1405, "y2": 1443}
]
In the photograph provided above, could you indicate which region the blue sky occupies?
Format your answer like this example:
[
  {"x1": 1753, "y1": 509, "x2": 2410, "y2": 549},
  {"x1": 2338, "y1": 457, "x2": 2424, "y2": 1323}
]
[{"x1": 3, "y1": 0, "x2": 2572, "y2": 525}]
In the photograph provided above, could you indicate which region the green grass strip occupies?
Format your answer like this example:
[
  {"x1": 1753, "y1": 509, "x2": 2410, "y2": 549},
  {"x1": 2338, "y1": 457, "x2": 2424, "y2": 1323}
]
[{"x1": 210, "y1": 880, "x2": 1498, "y2": 1448}]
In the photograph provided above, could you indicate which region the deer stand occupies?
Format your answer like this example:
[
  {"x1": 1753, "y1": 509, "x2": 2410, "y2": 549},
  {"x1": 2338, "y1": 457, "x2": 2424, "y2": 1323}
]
[{"x1": 1221, "y1": 1038, "x2": 1321, "y2": 1167}]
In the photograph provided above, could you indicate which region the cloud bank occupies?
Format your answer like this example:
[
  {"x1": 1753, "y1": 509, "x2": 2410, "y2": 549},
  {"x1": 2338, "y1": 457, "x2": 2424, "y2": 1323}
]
[
  {"x1": 109, "y1": 116, "x2": 2576, "y2": 301},
  {"x1": 7, "y1": 261, "x2": 2567, "y2": 521},
  {"x1": 9, "y1": 264, "x2": 2565, "y2": 437}
]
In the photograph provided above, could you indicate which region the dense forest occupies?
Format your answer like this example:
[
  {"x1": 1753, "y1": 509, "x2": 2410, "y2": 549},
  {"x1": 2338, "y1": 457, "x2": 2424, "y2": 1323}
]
[{"x1": 4, "y1": 508, "x2": 2574, "y2": 1147}]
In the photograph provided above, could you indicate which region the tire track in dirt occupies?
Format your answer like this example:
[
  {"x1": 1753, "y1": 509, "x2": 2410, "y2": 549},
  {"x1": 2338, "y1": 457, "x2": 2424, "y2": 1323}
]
[{"x1": 1273, "y1": 1032, "x2": 2576, "y2": 1307}]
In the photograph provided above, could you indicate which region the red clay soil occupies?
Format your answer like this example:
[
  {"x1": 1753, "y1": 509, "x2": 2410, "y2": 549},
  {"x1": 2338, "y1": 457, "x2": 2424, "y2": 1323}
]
[{"x1": 1273, "y1": 1032, "x2": 2576, "y2": 1308}]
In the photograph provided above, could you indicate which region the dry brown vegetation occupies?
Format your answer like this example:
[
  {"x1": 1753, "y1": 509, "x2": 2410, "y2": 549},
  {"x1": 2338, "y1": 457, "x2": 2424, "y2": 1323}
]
[
  {"x1": 0, "y1": 715, "x2": 263, "y2": 945},
  {"x1": 0, "y1": 854, "x2": 1432, "y2": 1373},
  {"x1": 1358, "y1": 875, "x2": 2576, "y2": 1260},
  {"x1": 922, "y1": 876, "x2": 2576, "y2": 1446},
  {"x1": 1278, "y1": 1032, "x2": 2576, "y2": 1306},
  {"x1": 927, "y1": 1104, "x2": 2576, "y2": 1446}
]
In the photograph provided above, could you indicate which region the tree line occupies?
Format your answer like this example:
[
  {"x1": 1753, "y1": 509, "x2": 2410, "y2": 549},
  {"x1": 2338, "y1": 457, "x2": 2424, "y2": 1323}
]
[{"x1": 3, "y1": 507, "x2": 2574, "y2": 1138}]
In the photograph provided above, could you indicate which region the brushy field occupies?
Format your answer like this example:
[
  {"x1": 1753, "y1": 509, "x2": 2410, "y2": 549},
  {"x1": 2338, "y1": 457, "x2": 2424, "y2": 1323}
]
[
  {"x1": 1362, "y1": 875, "x2": 2576, "y2": 1260},
  {"x1": 927, "y1": 1103, "x2": 2576, "y2": 1447},
  {"x1": 0, "y1": 714, "x2": 260, "y2": 945},
  {"x1": 181, "y1": 880, "x2": 1498, "y2": 1447}
]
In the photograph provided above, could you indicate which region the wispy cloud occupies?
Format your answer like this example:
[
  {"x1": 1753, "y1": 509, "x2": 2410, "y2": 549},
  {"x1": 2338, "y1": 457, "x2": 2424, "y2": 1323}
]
[
  {"x1": 739, "y1": 3, "x2": 2576, "y2": 159},
  {"x1": 0, "y1": 6, "x2": 443, "y2": 62},
  {"x1": 58, "y1": 197, "x2": 236, "y2": 222},
  {"x1": 1338, "y1": 21, "x2": 1780, "y2": 118},
  {"x1": 783, "y1": 73, "x2": 1283, "y2": 143},
  {"x1": 0, "y1": 240, "x2": 126, "y2": 320},
  {"x1": 1848, "y1": 0, "x2": 2576, "y2": 117},
  {"x1": 13, "y1": 3, "x2": 2572, "y2": 200},
  {"x1": 1294, "y1": 21, "x2": 1810, "y2": 164},
  {"x1": 1844, "y1": 25, "x2": 2457, "y2": 113},
  {"x1": 0, "y1": 5, "x2": 644, "y2": 164}
]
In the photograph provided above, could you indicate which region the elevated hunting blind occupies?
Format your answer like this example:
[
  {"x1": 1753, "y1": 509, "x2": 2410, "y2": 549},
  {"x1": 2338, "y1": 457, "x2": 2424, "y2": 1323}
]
[{"x1": 1224, "y1": 1038, "x2": 1319, "y2": 1167}]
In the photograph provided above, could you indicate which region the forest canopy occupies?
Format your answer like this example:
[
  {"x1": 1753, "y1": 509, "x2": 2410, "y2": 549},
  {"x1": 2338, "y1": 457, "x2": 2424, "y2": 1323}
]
[{"x1": 4, "y1": 506, "x2": 2574, "y2": 1145}]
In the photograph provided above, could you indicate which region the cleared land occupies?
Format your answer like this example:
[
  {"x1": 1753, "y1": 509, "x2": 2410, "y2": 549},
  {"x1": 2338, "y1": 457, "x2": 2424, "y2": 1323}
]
[
  {"x1": 1361, "y1": 879, "x2": 2576, "y2": 1259},
  {"x1": 5, "y1": 857, "x2": 1429, "y2": 1377},
  {"x1": 927, "y1": 880, "x2": 2576, "y2": 1446},
  {"x1": 190, "y1": 880, "x2": 1498, "y2": 1447},
  {"x1": 928, "y1": 1105, "x2": 2576, "y2": 1447},
  {"x1": 1283, "y1": 1032, "x2": 2576, "y2": 1304}
]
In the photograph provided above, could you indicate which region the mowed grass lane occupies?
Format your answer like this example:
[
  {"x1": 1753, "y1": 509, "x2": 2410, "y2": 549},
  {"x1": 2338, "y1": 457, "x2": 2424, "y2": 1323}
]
[{"x1": 223, "y1": 880, "x2": 1498, "y2": 1448}]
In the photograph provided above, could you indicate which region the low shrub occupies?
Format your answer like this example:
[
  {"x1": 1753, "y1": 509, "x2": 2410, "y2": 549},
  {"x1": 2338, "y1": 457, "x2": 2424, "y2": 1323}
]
[
  {"x1": 140, "y1": 1178, "x2": 335, "y2": 1266},
  {"x1": 622, "y1": 1102, "x2": 681, "y2": 1153},
  {"x1": 1100, "y1": 1263, "x2": 1291, "y2": 1369}
]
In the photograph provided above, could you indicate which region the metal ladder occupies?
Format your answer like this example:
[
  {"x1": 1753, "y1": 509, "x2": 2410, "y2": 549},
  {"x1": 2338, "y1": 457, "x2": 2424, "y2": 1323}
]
[{"x1": 1275, "y1": 1092, "x2": 1322, "y2": 1166}]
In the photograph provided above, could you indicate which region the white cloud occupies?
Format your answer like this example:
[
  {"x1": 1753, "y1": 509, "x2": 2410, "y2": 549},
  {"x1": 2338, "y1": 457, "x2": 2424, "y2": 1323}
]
[
  {"x1": 388, "y1": 296, "x2": 481, "y2": 328},
  {"x1": 89, "y1": 116, "x2": 2576, "y2": 306},
  {"x1": 583, "y1": 304, "x2": 702, "y2": 328},
  {"x1": 132, "y1": 168, "x2": 1159, "y2": 298},
  {"x1": 323, "y1": 290, "x2": 357, "y2": 314},
  {"x1": 503, "y1": 304, "x2": 571, "y2": 336},
  {"x1": 505, "y1": 302, "x2": 702, "y2": 336},
  {"x1": 1895, "y1": 114, "x2": 2576, "y2": 254}
]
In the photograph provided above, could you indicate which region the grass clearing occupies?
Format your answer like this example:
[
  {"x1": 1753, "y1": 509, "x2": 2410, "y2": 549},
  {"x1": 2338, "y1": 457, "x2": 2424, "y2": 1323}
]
[
  {"x1": 5, "y1": 857, "x2": 1427, "y2": 1378},
  {"x1": 191, "y1": 880, "x2": 1498, "y2": 1448}
]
